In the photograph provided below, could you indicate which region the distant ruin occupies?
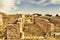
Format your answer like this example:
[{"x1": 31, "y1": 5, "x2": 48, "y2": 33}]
[{"x1": 0, "y1": 12, "x2": 60, "y2": 40}]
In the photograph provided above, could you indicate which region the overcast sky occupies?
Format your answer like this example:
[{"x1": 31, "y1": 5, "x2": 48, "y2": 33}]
[{"x1": 0, "y1": 0, "x2": 60, "y2": 15}]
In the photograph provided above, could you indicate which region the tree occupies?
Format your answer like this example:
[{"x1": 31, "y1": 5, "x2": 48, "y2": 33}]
[
  {"x1": 33, "y1": 13, "x2": 42, "y2": 16},
  {"x1": 56, "y1": 14, "x2": 59, "y2": 16},
  {"x1": 45, "y1": 14, "x2": 52, "y2": 16}
]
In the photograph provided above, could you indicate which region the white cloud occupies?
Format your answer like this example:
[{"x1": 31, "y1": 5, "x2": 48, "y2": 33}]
[
  {"x1": 25, "y1": 0, "x2": 49, "y2": 6},
  {"x1": 0, "y1": 0, "x2": 60, "y2": 14},
  {"x1": 51, "y1": 0, "x2": 60, "y2": 4},
  {"x1": 36, "y1": 0, "x2": 46, "y2": 4},
  {"x1": 17, "y1": 0, "x2": 22, "y2": 4},
  {"x1": 25, "y1": 0, "x2": 35, "y2": 4},
  {"x1": 36, "y1": 0, "x2": 51, "y2": 6},
  {"x1": 36, "y1": 0, "x2": 60, "y2": 6},
  {"x1": 40, "y1": 3, "x2": 50, "y2": 6},
  {"x1": 26, "y1": 0, "x2": 46, "y2": 4},
  {"x1": 25, "y1": 0, "x2": 60, "y2": 6},
  {"x1": 0, "y1": 0, "x2": 21, "y2": 13}
]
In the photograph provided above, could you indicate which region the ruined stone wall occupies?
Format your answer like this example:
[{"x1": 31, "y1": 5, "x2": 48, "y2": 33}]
[
  {"x1": 0, "y1": 13, "x2": 3, "y2": 25},
  {"x1": 6, "y1": 24, "x2": 20, "y2": 40}
]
